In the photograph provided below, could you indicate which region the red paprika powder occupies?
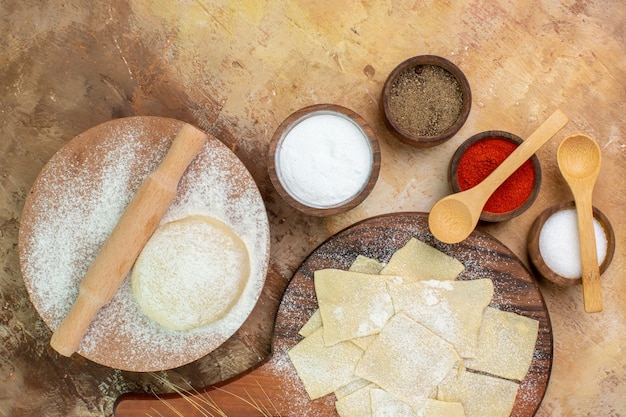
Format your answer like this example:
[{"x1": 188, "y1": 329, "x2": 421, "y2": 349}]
[{"x1": 456, "y1": 137, "x2": 535, "y2": 213}]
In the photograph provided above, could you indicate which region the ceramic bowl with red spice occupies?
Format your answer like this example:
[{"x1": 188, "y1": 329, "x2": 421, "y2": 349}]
[
  {"x1": 382, "y1": 55, "x2": 472, "y2": 148},
  {"x1": 448, "y1": 130, "x2": 542, "y2": 222}
]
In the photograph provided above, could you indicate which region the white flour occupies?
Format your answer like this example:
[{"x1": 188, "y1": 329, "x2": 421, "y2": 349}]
[{"x1": 275, "y1": 112, "x2": 373, "y2": 208}]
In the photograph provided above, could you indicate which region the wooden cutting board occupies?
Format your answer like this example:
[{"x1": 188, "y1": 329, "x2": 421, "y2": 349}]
[
  {"x1": 271, "y1": 212, "x2": 552, "y2": 416},
  {"x1": 18, "y1": 116, "x2": 271, "y2": 372},
  {"x1": 117, "y1": 212, "x2": 552, "y2": 417}
]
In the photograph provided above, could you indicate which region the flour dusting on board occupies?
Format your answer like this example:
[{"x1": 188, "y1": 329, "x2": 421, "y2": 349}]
[{"x1": 20, "y1": 118, "x2": 269, "y2": 371}]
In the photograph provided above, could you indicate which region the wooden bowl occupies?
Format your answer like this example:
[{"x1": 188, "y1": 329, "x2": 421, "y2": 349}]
[
  {"x1": 268, "y1": 104, "x2": 381, "y2": 216},
  {"x1": 527, "y1": 201, "x2": 615, "y2": 286},
  {"x1": 448, "y1": 130, "x2": 542, "y2": 222},
  {"x1": 382, "y1": 55, "x2": 471, "y2": 147}
]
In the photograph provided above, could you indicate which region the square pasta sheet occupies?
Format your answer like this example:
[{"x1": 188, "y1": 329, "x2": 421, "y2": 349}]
[{"x1": 288, "y1": 238, "x2": 539, "y2": 417}]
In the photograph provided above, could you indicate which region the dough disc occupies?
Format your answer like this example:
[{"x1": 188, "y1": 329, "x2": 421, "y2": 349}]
[{"x1": 132, "y1": 215, "x2": 250, "y2": 331}]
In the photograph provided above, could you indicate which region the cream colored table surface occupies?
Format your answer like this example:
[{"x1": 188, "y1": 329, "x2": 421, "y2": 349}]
[{"x1": 1, "y1": 1, "x2": 624, "y2": 416}]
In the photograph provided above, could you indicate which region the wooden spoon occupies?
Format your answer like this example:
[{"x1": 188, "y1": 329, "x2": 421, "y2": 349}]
[
  {"x1": 50, "y1": 123, "x2": 208, "y2": 357},
  {"x1": 428, "y1": 110, "x2": 568, "y2": 244},
  {"x1": 557, "y1": 134, "x2": 603, "y2": 313}
]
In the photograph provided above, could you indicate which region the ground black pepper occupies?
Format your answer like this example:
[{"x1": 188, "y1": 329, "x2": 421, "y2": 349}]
[{"x1": 388, "y1": 65, "x2": 463, "y2": 137}]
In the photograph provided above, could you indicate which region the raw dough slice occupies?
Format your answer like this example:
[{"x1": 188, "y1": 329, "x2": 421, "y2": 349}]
[
  {"x1": 354, "y1": 313, "x2": 460, "y2": 410},
  {"x1": 437, "y1": 369, "x2": 519, "y2": 417},
  {"x1": 416, "y1": 398, "x2": 466, "y2": 417},
  {"x1": 288, "y1": 328, "x2": 363, "y2": 400},
  {"x1": 369, "y1": 388, "x2": 416, "y2": 417},
  {"x1": 298, "y1": 309, "x2": 322, "y2": 337},
  {"x1": 335, "y1": 378, "x2": 372, "y2": 399},
  {"x1": 349, "y1": 255, "x2": 385, "y2": 274},
  {"x1": 370, "y1": 388, "x2": 466, "y2": 417},
  {"x1": 335, "y1": 383, "x2": 375, "y2": 417},
  {"x1": 351, "y1": 334, "x2": 377, "y2": 350},
  {"x1": 379, "y1": 238, "x2": 464, "y2": 281},
  {"x1": 465, "y1": 307, "x2": 539, "y2": 381},
  {"x1": 387, "y1": 279, "x2": 493, "y2": 358},
  {"x1": 314, "y1": 269, "x2": 396, "y2": 346},
  {"x1": 299, "y1": 256, "x2": 384, "y2": 338},
  {"x1": 131, "y1": 215, "x2": 250, "y2": 331}
]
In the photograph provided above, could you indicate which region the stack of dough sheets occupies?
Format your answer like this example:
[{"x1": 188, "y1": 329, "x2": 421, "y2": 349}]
[{"x1": 288, "y1": 238, "x2": 539, "y2": 417}]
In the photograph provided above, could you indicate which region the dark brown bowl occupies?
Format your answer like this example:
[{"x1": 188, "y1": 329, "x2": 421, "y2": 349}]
[
  {"x1": 448, "y1": 130, "x2": 542, "y2": 222},
  {"x1": 267, "y1": 104, "x2": 381, "y2": 217},
  {"x1": 527, "y1": 201, "x2": 615, "y2": 286},
  {"x1": 382, "y1": 55, "x2": 471, "y2": 147}
]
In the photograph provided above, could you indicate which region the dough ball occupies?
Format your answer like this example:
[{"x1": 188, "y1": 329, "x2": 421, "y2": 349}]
[{"x1": 132, "y1": 215, "x2": 250, "y2": 331}]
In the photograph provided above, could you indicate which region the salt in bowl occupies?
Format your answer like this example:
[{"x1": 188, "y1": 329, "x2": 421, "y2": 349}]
[{"x1": 527, "y1": 201, "x2": 615, "y2": 286}]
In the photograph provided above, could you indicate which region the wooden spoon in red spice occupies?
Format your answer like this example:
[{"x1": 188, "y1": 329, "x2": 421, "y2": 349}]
[
  {"x1": 456, "y1": 137, "x2": 536, "y2": 214},
  {"x1": 428, "y1": 110, "x2": 568, "y2": 244}
]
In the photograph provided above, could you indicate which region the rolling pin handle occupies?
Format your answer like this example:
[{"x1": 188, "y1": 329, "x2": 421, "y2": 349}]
[
  {"x1": 50, "y1": 291, "x2": 103, "y2": 357},
  {"x1": 48, "y1": 123, "x2": 208, "y2": 357}
]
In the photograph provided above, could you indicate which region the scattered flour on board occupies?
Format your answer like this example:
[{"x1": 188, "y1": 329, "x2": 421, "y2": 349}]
[{"x1": 21, "y1": 119, "x2": 269, "y2": 370}]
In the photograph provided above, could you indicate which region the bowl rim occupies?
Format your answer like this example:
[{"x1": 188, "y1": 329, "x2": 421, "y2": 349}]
[
  {"x1": 527, "y1": 200, "x2": 616, "y2": 286},
  {"x1": 448, "y1": 130, "x2": 542, "y2": 222},
  {"x1": 267, "y1": 103, "x2": 381, "y2": 216},
  {"x1": 382, "y1": 54, "x2": 472, "y2": 147}
]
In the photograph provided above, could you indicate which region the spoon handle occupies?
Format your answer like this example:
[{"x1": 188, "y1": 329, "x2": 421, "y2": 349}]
[
  {"x1": 475, "y1": 110, "x2": 569, "y2": 201},
  {"x1": 573, "y1": 187, "x2": 603, "y2": 313}
]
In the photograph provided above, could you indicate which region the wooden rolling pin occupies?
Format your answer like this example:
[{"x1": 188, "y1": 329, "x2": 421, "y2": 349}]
[{"x1": 50, "y1": 123, "x2": 208, "y2": 357}]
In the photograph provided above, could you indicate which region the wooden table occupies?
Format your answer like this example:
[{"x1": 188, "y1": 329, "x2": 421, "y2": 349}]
[{"x1": 1, "y1": 1, "x2": 624, "y2": 416}]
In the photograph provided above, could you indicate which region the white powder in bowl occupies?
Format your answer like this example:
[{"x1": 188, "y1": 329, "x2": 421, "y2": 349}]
[
  {"x1": 538, "y1": 208, "x2": 607, "y2": 279},
  {"x1": 275, "y1": 112, "x2": 373, "y2": 208}
]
